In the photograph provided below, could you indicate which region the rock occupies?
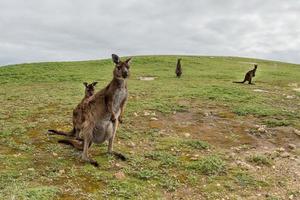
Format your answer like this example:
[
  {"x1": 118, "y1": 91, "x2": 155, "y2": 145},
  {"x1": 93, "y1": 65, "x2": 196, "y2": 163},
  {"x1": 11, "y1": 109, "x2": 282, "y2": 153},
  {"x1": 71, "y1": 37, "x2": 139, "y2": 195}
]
[
  {"x1": 143, "y1": 111, "x2": 150, "y2": 116},
  {"x1": 277, "y1": 147, "x2": 285, "y2": 152},
  {"x1": 183, "y1": 132, "x2": 191, "y2": 138},
  {"x1": 59, "y1": 169, "x2": 65, "y2": 174},
  {"x1": 236, "y1": 160, "x2": 253, "y2": 170},
  {"x1": 28, "y1": 168, "x2": 35, "y2": 171},
  {"x1": 253, "y1": 89, "x2": 268, "y2": 93},
  {"x1": 257, "y1": 125, "x2": 267, "y2": 133},
  {"x1": 288, "y1": 144, "x2": 296, "y2": 150},
  {"x1": 286, "y1": 95, "x2": 295, "y2": 99},
  {"x1": 115, "y1": 163, "x2": 121, "y2": 168},
  {"x1": 128, "y1": 141, "x2": 136, "y2": 147},
  {"x1": 53, "y1": 152, "x2": 58, "y2": 157},
  {"x1": 114, "y1": 171, "x2": 126, "y2": 180},
  {"x1": 281, "y1": 152, "x2": 290, "y2": 158},
  {"x1": 289, "y1": 194, "x2": 294, "y2": 200},
  {"x1": 150, "y1": 117, "x2": 158, "y2": 121},
  {"x1": 294, "y1": 129, "x2": 300, "y2": 137},
  {"x1": 133, "y1": 112, "x2": 138, "y2": 117}
]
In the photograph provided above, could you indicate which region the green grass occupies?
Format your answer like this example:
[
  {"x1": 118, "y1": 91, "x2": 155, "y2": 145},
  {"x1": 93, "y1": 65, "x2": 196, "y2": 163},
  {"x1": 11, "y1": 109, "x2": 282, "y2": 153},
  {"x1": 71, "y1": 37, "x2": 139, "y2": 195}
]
[
  {"x1": 247, "y1": 154, "x2": 272, "y2": 166},
  {"x1": 1, "y1": 55, "x2": 300, "y2": 199},
  {"x1": 188, "y1": 155, "x2": 226, "y2": 175}
]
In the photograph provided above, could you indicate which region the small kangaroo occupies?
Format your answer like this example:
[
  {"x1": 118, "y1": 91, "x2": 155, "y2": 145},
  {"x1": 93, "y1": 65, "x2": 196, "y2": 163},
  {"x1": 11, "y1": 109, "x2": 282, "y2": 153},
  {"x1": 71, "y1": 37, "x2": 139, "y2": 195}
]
[
  {"x1": 233, "y1": 64, "x2": 258, "y2": 84},
  {"x1": 58, "y1": 54, "x2": 131, "y2": 166},
  {"x1": 48, "y1": 81, "x2": 98, "y2": 139},
  {"x1": 175, "y1": 58, "x2": 182, "y2": 78}
]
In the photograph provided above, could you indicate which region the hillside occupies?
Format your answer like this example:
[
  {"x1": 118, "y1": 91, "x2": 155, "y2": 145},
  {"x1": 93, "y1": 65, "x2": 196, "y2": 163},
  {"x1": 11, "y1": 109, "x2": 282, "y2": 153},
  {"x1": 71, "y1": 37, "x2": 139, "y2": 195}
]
[{"x1": 1, "y1": 56, "x2": 300, "y2": 199}]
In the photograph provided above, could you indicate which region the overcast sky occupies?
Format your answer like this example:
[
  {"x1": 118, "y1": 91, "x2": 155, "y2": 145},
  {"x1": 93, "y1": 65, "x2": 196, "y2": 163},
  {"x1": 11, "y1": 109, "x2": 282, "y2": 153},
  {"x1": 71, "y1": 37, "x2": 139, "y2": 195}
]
[{"x1": 0, "y1": 0, "x2": 300, "y2": 66}]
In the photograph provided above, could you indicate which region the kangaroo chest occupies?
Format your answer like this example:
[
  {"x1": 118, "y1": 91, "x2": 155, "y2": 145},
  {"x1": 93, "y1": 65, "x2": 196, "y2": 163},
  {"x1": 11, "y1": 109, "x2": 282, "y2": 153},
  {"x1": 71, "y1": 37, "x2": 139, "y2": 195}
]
[{"x1": 112, "y1": 87, "x2": 127, "y2": 114}]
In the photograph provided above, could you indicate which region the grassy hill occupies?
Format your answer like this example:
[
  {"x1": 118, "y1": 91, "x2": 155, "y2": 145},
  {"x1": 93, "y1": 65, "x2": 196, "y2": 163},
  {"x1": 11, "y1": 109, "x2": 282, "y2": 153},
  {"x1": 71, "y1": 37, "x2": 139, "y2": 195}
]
[{"x1": 1, "y1": 56, "x2": 300, "y2": 199}]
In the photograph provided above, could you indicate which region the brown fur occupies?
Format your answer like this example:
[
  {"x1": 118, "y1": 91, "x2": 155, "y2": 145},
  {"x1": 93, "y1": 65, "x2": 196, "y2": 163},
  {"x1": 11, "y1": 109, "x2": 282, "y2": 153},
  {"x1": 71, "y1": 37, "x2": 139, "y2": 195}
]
[
  {"x1": 175, "y1": 58, "x2": 182, "y2": 78},
  {"x1": 48, "y1": 82, "x2": 97, "y2": 139},
  {"x1": 58, "y1": 54, "x2": 131, "y2": 166},
  {"x1": 233, "y1": 64, "x2": 258, "y2": 84}
]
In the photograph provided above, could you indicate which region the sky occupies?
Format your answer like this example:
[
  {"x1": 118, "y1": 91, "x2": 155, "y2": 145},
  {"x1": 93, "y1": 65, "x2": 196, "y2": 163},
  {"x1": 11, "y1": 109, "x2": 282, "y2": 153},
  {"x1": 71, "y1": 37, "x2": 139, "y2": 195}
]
[{"x1": 0, "y1": 0, "x2": 300, "y2": 66}]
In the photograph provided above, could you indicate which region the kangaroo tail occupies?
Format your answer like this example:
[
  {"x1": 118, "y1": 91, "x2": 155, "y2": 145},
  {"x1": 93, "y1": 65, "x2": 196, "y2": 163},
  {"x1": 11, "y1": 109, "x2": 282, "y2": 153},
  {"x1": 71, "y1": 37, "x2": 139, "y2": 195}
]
[
  {"x1": 233, "y1": 78, "x2": 246, "y2": 83},
  {"x1": 47, "y1": 128, "x2": 75, "y2": 137},
  {"x1": 58, "y1": 139, "x2": 83, "y2": 150}
]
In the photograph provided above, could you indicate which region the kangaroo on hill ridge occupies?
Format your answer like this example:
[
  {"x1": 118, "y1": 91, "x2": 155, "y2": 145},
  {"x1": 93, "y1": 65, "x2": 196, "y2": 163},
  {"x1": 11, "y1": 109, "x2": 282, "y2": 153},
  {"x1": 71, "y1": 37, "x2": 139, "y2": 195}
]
[
  {"x1": 233, "y1": 64, "x2": 258, "y2": 84},
  {"x1": 56, "y1": 54, "x2": 131, "y2": 166},
  {"x1": 48, "y1": 81, "x2": 98, "y2": 139}
]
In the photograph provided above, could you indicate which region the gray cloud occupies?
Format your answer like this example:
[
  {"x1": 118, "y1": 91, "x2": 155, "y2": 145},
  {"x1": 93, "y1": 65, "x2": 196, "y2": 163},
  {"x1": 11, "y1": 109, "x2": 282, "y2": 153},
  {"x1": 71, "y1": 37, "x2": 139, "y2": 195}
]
[{"x1": 0, "y1": 0, "x2": 299, "y2": 65}]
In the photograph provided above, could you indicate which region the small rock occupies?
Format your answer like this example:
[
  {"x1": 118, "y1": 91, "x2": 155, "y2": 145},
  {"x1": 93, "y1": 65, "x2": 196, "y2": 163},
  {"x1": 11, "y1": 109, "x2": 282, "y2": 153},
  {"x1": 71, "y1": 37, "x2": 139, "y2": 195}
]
[
  {"x1": 216, "y1": 183, "x2": 221, "y2": 187},
  {"x1": 133, "y1": 112, "x2": 138, "y2": 117},
  {"x1": 53, "y1": 152, "x2": 58, "y2": 157},
  {"x1": 13, "y1": 153, "x2": 21, "y2": 157},
  {"x1": 150, "y1": 117, "x2": 158, "y2": 121},
  {"x1": 277, "y1": 147, "x2": 285, "y2": 152},
  {"x1": 115, "y1": 163, "x2": 121, "y2": 168},
  {"x1": 294, "y1": 129, "x2": 300, "y2": 137},
  {"x1": 286, "y1": 95, "x2": 295, "y2": 99},
  {"x1": 236, "y1": 160, "x2": 253, "y2": 170},
  {"x1": 289, "y1": 194, "x2": 294, "y2": 200},
  {"x1": 183, "y1": 132, "x2": 191, "y2": 138},
  {"x1": 173, "y1": 111, "x2": 176, "y2": 114},
  {"x1": 128, "y1": 141, "x2": 136, "y2": 147},
  {"x1": 59, "y1": 169, "x2": 65, "y2": 174},
  {"x1": 281, "y1": 152, "x2": 290, "y2": 158},
  {"x1": 28, "y1": 168, "x2": 35, "y2": 171},
  {"x1": 143, "y1": 111, "x2": 150, "y2": 116},
  {"x1": 257, "y1": 125, "x2": 267, "y2": 133},
  {"x1": 253, "y1": 89, "x2": 267, "y2": 93},
  {"x1": 288, "y1": 144, "x2": 296, "y2": 150},
  {"x1": 114, "y1": 171, "x2": 126, "y2": 180}
]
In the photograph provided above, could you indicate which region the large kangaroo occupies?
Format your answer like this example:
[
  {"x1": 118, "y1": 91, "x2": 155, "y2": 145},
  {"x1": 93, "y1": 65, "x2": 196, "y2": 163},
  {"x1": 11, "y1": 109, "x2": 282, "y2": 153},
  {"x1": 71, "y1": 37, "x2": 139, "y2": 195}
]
[
  {"x1": 60, "y1": 54, "x2": 131, "y2": 166},
  {"x1": 48, "y1": 82, "x2": 98, "y2": 139},
  {"x1": 233, "y1": 64, "x2": 258, "y2": 84},
  {"x1": 175, "y1": 58, "x2": 182, "y2": 78}
]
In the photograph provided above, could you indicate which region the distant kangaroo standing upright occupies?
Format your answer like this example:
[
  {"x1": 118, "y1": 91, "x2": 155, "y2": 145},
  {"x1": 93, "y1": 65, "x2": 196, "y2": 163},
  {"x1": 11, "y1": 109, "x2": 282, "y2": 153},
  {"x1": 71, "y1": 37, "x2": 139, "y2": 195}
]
[
  {"x1": 175, "y1": 58, "x2": 182, "y2": 78},
  {"x1": 48, "y1": 82, "x2": 98, "y2": 139},
  {"x1": 233, "y1": 64, "x2": 258, "y2": 84},
  {"x1": 57, "y1": 54, "x2": 131, "y2": 166}
]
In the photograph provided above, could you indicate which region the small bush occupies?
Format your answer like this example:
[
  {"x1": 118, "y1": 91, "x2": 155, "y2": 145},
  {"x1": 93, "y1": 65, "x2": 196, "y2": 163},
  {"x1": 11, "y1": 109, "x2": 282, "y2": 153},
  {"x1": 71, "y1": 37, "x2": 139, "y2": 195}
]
[
  {"x1": 136, "y1": 169, "x2": 158, "y2": 180},
  {"x1": 145, "y1": 151, "x2": 178, "y2": 166},
  {"x1": 188, "y1": 155, "x2": 226, "y2": 175},
  {"x1": 247, "y1": 155, "x2": 272, "y2": 166},
  {"x1": 183, "y1": 140, "x2": 210, "y2": 150}
]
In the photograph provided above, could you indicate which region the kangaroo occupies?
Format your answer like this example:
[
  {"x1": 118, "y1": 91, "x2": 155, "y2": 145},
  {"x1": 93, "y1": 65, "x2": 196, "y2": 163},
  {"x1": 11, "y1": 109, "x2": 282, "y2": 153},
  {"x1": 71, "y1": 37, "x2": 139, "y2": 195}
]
[
  {"x1": 58, "y1": 54, "x2": 131, "y2": 166},
  {"x1": 233, "y1": 64, "x2": 258, "y2": 84},
  {"x1": 48, "y1": 82, "x2": 98, "y2": 139},
  {"x1": 175, "y1": 58, "x2": 182, "y2": 78}
]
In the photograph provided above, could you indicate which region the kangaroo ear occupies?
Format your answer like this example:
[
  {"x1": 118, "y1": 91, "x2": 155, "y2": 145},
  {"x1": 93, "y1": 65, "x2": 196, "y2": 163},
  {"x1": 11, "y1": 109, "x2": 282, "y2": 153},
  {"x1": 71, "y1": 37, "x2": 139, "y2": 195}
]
[
  {"x1": 92, "y1": 82, "x2": 98, "y2": 86},
  {"x1": 112, "y1": 54, "x2": 120, "y2": 64},
  {"x1": 125, "y1": 57, "x2": 132, "y2": 64},
  {"x1": 83, "y1": 82, "x2": 88, "y2": 87}
]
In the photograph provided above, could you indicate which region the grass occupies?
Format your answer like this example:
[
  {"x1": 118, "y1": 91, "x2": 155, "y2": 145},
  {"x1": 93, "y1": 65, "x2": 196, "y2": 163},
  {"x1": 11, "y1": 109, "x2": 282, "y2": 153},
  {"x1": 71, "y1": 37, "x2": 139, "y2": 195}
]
[
  {"x1": 188, "y1": 155, "x2": 226, "y2": 175},
  {"x1": 1, "y1": 55, "x2": 300, "y2": 199},
  {"x1": 247, "y1": 154, "x2": 272, "y2": 166}
]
